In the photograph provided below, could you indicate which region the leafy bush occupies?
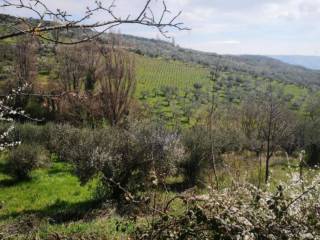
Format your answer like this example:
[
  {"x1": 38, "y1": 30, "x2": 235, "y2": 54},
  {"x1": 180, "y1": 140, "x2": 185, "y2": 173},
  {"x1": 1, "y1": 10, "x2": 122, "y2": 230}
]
[
  {"x1": 50, "y1": 121, "x2": 185, "y2": 201},
  {"x1": 179, "y1": 126, "x2": 213, "y2": 187},
  {"x1": 7, "y1": 144, "x2": 49, "y2": 180},
  {"x1": 180, "y1": 123, "x2": 241, "y2": 187},
  {"x1": 10, "y1": 123, "x2": 51, "y2": 147}
]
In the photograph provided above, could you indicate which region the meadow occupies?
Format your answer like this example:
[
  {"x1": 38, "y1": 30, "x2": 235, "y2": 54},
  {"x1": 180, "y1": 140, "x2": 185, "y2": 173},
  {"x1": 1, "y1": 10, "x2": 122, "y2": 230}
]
[{"x1": 1, "y1": 149, "x2": 314, "y2": 239}]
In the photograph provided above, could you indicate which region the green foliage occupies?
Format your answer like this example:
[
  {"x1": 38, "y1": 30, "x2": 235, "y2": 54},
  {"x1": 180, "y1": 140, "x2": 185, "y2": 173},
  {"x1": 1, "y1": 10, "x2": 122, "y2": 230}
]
[
  {"x1": 298, "y1": 94, "x2": 320, "y2": 166},
  {"x1": 10, "y1": 123, "x2": 50, "y2": 147},
  {"x1": 7, "y1": 144, "x2": 48, "y2": 180},
  {"x1": 48, "y1": 122, "x2": 184, "y2": 202},
  {"x1": 179, "y1": 126, "x2": 213, "y2": 187}
]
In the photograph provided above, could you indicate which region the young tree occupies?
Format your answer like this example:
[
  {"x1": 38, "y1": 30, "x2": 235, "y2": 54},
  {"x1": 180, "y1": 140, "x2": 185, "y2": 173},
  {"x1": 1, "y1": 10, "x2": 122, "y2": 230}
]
[
  {"x1": 242, "y1": 85, "x2": 294, "y2": 183},
  {"x1": 81, "y1": 41, "x2": 102, "y2": 92},
  {"x1": 98, "y1": 38, "x2": 136, "y2": 125},
  {"x1": 14, "y1": 36, "x2": 38, "y2": 87},
  {"x1": 261, "y1": 85, "x2": 293, "y2": 183},
  {"x1": 56, "y1": 45, "x2": 84, "y2": 92}
]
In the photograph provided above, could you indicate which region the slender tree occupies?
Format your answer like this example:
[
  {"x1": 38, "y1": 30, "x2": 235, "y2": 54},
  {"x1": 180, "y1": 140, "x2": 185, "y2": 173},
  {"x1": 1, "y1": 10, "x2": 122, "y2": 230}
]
[
  {"x1": 56, "y1": 45, "x2": 84, "y2": 92},
  {"x1": 14, "y1": 36, "x2": 38, "y2": 87},
  {"x1": 98, "y1": 37, "x2": 136, "y2": 125}
]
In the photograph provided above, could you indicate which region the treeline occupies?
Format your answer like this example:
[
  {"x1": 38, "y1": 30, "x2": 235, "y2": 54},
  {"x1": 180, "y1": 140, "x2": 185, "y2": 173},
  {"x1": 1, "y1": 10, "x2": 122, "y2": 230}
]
[
  {"x1": 2, "y1": 35, "x2": 320, "y2": 185},
  {"x1": 0, "y1": 35, "x2": 138, "y2": 126},
  {"x1": 4, "y1": 89, "x2": 320, "y2": 188}
]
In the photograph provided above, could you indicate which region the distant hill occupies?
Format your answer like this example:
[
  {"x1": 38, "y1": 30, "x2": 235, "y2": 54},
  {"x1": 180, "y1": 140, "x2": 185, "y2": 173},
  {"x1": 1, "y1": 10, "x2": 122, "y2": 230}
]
[
  {"x1": 1, "y1": 13, "x2": 320, "y2": 89},
  {"x1": 117, "y1": 34, "x2": 320, "y2": 88},
  {"x1": 270, "y1": 55, "x2": 320, "y2": 70}
]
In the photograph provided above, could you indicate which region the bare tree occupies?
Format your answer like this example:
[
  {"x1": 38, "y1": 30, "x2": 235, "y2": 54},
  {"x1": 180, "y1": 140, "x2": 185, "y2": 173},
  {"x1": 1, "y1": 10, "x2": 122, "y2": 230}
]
[
  {"x1": 80, "y1": 41, "x2": 103, "y2": 92},
  {"x1": 98, "y1": 38, "x2": 136, "y2": 125},
  {"x1": 0, "y1": 0, "x2": 189, "y2": 44},
  {"x1": 56, "y1": 45, "x2": 84, "y2": 92},
  {"x1": 261, "y1": 84, "x2": 293, "y2": 183},
  {"x1": 240, "y1": 96, "x2": 264, "y2": 187},
  {"x1": 243, "y1": 86, "x2": 293, "y2": 183},
  {"x1": 14, "y1": 36, "x2": 38, "y2": 87},
  {"x1": 207, "y1": 66, "x2": 222, "y2": 190},
  {"x1": 241, "y1": 85, "x2": 294, "y2": 184}
]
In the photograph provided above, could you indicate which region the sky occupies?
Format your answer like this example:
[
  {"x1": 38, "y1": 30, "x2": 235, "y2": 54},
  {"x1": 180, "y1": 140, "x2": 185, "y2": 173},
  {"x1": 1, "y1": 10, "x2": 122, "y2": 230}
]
[{"x1": 1, "y1": 0, "x2": 320, "y2": 55}]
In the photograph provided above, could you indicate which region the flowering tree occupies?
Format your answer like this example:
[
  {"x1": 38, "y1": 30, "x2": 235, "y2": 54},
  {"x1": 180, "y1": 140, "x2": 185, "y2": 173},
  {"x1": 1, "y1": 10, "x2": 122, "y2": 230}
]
[{"x1": 0, "y1": 85, "x2": 30, "y2": 150}]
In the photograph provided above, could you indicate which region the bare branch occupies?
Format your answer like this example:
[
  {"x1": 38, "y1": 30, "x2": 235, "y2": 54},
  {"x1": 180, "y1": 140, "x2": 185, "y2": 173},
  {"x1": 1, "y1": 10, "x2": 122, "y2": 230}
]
[{"x1": 0, "y1": 0, "x2": 190, "y2": 44}]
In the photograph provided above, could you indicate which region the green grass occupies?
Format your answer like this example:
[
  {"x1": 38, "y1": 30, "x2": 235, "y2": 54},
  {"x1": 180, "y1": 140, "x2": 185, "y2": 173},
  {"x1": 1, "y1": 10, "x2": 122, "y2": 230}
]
[
  {"x1": 0, "y1": 154, "x2": 134, "y2": 239},
  {"x1": 0, "y1": 149, "x2": 318, "y2": 239},
  {"x1": 136, "y1": 55, "x2": 210, "y2": 93}
]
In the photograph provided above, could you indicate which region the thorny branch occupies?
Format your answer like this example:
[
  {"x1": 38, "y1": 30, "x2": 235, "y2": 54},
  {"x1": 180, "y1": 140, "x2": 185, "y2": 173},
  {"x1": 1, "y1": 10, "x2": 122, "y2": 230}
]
[{"x1": 0, "y1": 0, "x2": 189, "y2": 44}]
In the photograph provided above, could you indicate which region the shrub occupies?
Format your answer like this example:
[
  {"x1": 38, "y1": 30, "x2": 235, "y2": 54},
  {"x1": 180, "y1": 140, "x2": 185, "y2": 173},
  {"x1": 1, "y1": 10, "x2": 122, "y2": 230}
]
[
  {"x1": 51, "y1": 121, "x2": 185, "y2": 202},
  {"x1": 136, "y1": 177, "x2": 320, "y2": 239},
  {"x1": 179, "y1": 123, "x2": 240, "y2": 187},
  {"x1": 7, "y1": 144, "x2": 48, "y2": 180},
  {"x1": 47, "y1": 124, "x2": 85, "y2": 162},
  {"x1": 88, "y1": 121, "x2": 184, "y2": 201},
  {"x1": 10, "y1": 123, "x2": 50, "y2": 147},
  {"x1": 179, "y1": 126, "x2": 212, "y2": 187}
]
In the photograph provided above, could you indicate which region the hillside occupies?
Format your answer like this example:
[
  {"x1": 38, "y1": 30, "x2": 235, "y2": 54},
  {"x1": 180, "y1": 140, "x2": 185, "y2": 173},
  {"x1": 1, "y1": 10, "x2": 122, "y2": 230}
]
[
  {"x1": 1, "y1": 13, "x2": 320, "y2": 88},
  {"x1": 1, "y1": 8, "x2": 320, "y2": 240},
  {"x1": 119, "y1": 34, "x2": 320, "y2": 88},
  {"x1": 271, "y1": 55, "x2": 320, "y2": 70}
]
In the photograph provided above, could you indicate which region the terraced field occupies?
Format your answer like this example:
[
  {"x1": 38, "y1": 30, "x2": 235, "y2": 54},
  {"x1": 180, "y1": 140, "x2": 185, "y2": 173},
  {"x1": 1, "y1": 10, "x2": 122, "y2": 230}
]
[{"x1": 136, "y1": 55, "x2": 210, "y2": 92}]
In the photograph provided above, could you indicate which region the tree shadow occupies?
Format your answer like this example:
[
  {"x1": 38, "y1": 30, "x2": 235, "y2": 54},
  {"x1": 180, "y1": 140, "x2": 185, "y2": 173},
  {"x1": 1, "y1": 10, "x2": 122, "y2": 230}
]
[
  {"x1": 0, "y1": 161, "x2": 7, "y2": 174},
  {"x1": 0, "y1": 161, "x2": 32, "y2": 187},
  {"x1": 0, "y1": 198, "x2": 104, "y2": 224},
  {"x1": 0, "y1": 178, "x2": 27, "y2": 187},
  {"x1": 164, "y1": 181, "x2": 191, "y2": 193}
]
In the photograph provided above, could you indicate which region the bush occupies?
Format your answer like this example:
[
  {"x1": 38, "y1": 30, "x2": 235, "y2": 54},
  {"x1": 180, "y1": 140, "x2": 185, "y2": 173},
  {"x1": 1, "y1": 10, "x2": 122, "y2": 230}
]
[
  {"x1": 85, "y1": 121, "x2": 183, "y2": 201},
  {"x1": 47, "y1": 124, "x2": 89, "y2": 163},
  {"x1": 10, "y1": 123, "x2": 51, "y2": 147},
  {"x1": 179, "y1": 126, "x2": 212, "y2": 187},
  {"x1": 50, "y1": 121, "x2": 185, "y2": 202},
  {"x1": 180, "y1": 123, "x2": 240, "y2": 187},
  {"x1": 136, "y1": 178, "x2": 320, "y2": 239},
  {"x1": 7, "y1": 144, "x2": 48, "y2": 180}
]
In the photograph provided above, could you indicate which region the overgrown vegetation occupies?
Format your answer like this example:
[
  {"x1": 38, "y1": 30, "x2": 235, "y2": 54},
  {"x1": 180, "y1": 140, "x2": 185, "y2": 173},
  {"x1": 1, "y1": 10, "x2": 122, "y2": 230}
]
[{"x1": 1, "y1": 6, "x2": 320, "y2": 240}]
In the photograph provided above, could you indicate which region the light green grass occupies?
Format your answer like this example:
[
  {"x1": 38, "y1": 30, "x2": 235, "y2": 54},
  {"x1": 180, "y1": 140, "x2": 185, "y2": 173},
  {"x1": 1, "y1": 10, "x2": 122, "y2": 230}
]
[
  {"x1": 136, "y1": 55, "x2": 210, "y2": 93},
  {"x1": 0, "y1": 154, "x2": 134, "y2": 239}
]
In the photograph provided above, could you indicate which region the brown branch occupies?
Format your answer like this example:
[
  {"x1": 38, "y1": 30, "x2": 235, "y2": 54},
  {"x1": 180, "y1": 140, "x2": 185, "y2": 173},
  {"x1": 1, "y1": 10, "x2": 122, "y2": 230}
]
[
  {"x1": 0, "y1": 0, "x2": 190, "y2": 43},
  {"x1": 284, "y1": 181, "x2": 319, "y2": 212}
]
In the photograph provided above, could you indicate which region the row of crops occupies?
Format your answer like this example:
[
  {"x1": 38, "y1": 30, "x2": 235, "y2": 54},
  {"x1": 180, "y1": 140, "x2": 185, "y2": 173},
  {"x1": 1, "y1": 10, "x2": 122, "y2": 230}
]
[
  {"x1": 135, "y1": 55, "x2": 211, "y2": 92},
  {"x1": 135, "y1": 55, "x2": 310, "y2": 126}
]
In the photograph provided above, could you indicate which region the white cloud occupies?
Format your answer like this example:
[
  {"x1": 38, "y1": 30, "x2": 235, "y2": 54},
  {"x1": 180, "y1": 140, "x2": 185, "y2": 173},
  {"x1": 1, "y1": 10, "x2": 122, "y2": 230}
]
[{"x1": 1, "y1": 0, "x2": 320, "y2": 55}]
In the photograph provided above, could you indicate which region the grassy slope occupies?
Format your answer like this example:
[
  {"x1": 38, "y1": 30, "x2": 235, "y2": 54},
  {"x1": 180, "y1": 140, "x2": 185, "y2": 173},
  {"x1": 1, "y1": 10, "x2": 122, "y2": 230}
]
[
  {"x1": 136, "y1": 55, "x2": 309, "y2": 98},
  {"x1": 136, "y1": 55, "x2": 210, "y2": 92},
  {"x1": 134, "y1": 55, "x2": 310, "y2": 127}
]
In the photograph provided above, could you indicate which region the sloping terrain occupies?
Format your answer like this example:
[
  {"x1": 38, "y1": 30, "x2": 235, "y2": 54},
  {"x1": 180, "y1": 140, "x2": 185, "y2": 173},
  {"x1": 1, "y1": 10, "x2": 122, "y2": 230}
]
[
  {"x1": 271, "y1": 55, "x2": 320, "y2": 70},
  {"x1": 1, "y1": 13, "x2": 320, "y2": 89},
  {"x1": 120, "y1": 34, "x2": 320, "y2": 88}
]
